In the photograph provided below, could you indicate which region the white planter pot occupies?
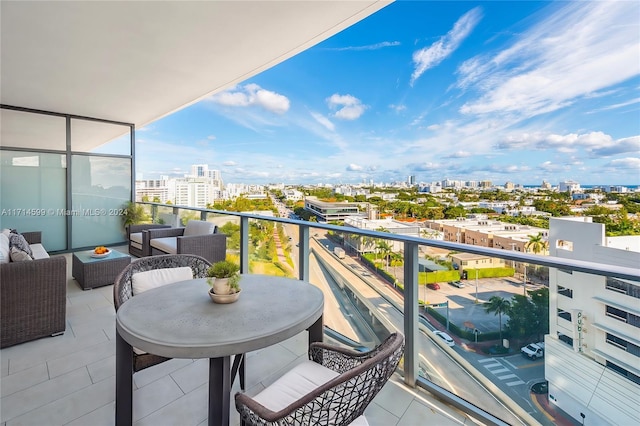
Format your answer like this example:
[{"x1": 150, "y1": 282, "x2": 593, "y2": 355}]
[{"x1": 211, "y1": 277, "x2": 232, "y2": 295}]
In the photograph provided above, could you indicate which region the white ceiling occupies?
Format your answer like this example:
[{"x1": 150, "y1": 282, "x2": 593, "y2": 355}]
[{"x1": 0, "y1": 0, "x2": 390, "y2": 148}]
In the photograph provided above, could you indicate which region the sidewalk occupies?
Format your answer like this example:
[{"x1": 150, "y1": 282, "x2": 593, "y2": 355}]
[{"x1": 531, "y1": 393, "x2": 581, "y2": 426}]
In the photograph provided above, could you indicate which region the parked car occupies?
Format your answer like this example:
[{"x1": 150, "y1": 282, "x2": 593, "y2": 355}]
[
  {"x1": 448, "y1": 280, "x2": 465, "y2": 288},
  {"x1": 433, "y1": 330, "x2": 455, "y2": 347},
  {"x1": 427, "y1": 283, "x2": 440, "y2": 290},
  {"x1": 521, "y1": 342, "x2": 545, "y2": 359}
]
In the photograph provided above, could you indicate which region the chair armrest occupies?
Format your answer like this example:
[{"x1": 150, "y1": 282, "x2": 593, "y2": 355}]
[
  {"x1": 309, "y1": 341, "x2": 375, "y2": 374},
  {"x1": 127, "y1": 224, "x2": 171, "y2": 237},
  {"x1": 1, "y1": 255, "x2": 67, "y2": 348},
  {"x1": 147, "y1": 227, "x2": 185, "y2": 239},
  {"x1": 21, "y1": 231, "x2": 42, "y2": 245}
]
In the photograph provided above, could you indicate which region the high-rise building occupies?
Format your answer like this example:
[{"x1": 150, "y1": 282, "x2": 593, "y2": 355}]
[{"x1": 546, "y1": 217, "x2": 639, "y2": 424}]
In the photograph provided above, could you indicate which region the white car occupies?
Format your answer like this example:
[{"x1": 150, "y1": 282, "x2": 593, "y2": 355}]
[{"x1": 433, "y1": 330, "x2": 455, "y2": 347}]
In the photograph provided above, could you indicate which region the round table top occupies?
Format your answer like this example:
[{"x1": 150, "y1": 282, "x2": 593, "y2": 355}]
[{"x1": 116, "y1": 274, "x2": 324, "y2": 359}]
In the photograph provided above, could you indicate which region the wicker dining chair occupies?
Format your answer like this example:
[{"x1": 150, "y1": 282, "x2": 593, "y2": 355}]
[{"x1": 235, "y1": 332, "x2": 405, "y2": 426}]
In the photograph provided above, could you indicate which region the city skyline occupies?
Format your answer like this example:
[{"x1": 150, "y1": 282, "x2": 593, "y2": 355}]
[{"x1": 136, "y1": 0, "x2": 640, "y2": 186}]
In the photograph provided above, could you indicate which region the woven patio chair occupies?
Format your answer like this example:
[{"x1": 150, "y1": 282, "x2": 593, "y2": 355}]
[{"x1": 235, "y1": 332, "x2": 405, "y2": 426}]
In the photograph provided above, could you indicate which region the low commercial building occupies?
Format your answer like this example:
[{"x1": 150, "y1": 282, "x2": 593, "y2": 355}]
[{"x1": 303, "y1": 196, "x2": 361, "y2": 222}]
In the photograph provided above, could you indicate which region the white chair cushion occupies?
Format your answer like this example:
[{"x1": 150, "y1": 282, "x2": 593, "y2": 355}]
[
  {"x1": 30, "y1": 243, "x2": 50, "y2": 260},
  {"x1": 131, "y1": 266, "x2": 193, "y2": 295},
  {"x1": 252, "y1": 360, "x2": 339, "y2": 413},
  {"x1": 0, "y1": 233, "x2": 10, "y2": 264},
  {"x1": 129, "y1": 232, "x2": 143, "y2": 250},
  {"x1": 183, "y1": 220, "x2": 215, "y2": 237},
  {"x1": 150, "y1": 237, "x2": 177, "y2": 254}
]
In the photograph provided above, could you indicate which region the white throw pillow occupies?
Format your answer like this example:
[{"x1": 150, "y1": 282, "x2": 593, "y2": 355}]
[
  {"x1": 131, "y1": 266, "x2": 194, "y2": 295},
  {"x1": 10, "y1": 246, "x2": 33, "y2": 262},
  {"x1": 0, "y1": 233, "x2": 11, "y2": 264}
]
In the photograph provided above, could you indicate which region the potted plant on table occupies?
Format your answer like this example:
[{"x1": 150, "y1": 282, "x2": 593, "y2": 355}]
[{"x1": 206, "y1": 260, "x2": 241, "y2": 303}]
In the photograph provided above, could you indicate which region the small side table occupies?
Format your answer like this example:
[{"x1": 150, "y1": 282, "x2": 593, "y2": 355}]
[{"x1": 72, "y1": 249, "x2": 131, "y2": 290}]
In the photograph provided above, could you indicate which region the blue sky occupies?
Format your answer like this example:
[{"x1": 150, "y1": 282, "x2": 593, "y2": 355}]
[{"x1": 137, "y1": 0, "x2": 640, "y2": 186}]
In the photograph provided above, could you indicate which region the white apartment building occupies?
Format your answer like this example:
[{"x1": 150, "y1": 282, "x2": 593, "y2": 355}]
[
  {"x1": 559, "y1": 180, "x2": 581, "y2": 193},
  {"x1": 135, "y1": 177, "x2": 173, "y2": 203},
  {"x1": 547, "y1": 217, "x2": 640, "y2": 425},
  {"x1": 283, "y1": 189, "x2": 304, "y2": 201}
]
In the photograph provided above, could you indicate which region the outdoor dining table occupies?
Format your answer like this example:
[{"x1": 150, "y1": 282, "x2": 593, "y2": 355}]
[{"x1": 115, "y1": 274, "x2": 324, "y2": 426}]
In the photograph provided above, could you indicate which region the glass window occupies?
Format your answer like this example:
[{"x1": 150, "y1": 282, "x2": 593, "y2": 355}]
[
  {"x1": 71, "y1": 155, "x2": 131, "y2": 248},
  {"x1": 71, "y1": 118, "x2": 131, "y2": 155},
  {"x1": 0, "y1": 151, "x2": 67, "y2": 251},
  {"x1": 0, "y1": 108, "x2": 66, "y2": 151}
]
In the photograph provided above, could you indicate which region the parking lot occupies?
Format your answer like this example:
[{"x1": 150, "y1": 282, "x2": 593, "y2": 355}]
[{"x1": 421, "y1": 277, "x2": 544, "y2": 333}]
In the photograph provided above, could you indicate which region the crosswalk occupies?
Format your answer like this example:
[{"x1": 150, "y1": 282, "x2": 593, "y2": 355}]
[{"x1": 478, "y1": 358, "x2": 525, "y2": 386}]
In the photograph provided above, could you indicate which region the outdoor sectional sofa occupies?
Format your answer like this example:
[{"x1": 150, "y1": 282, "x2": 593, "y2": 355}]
[{"x1": 0, "y1": 231, "x2": 67, "y2": 348}]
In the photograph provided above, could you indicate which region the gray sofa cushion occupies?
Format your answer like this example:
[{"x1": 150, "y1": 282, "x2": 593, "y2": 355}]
[
  {"x1": 150, "y1": 237, "x2": 177, "y2": 254},
  {"x1": 9, "y1": 233, "x2": 33, "y2": 257},
  {"x1": 183, "y1": 220, "x2": 215, "y2": 237}
]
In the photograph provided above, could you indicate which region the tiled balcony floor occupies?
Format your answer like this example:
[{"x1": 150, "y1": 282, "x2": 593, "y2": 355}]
[{"x1": 1, "y1": 249, "x2": 475, "y2": 426}]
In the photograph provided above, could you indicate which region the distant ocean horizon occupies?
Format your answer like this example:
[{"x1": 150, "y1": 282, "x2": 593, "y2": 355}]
[{"x1": 522, "y1": 184, "x2": 639, "y2": 190}]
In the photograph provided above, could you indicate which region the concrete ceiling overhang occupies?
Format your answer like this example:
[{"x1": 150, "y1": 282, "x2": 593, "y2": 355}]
[{"x1": 1, "y1": 0, "x2": 391, "y2": 148}]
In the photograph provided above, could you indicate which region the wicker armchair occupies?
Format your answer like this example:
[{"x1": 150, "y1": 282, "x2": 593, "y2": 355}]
[
  {"x1": 145, "y1": 220, "x2": 227, "y2": 264},
  {"x1": 127, "y1": 224, "x2": 171, "y2": 257},
  {"x1": 235, "y1": 332, "x2": 405, "y2": 426},
  {"x1": 114, "y1": 254, "x2": 212, "y2": 371}
]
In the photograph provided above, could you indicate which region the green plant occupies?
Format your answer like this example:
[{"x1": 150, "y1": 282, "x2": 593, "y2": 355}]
[
  {"x1": 122, "y1": 201, "x2": 150, "y2": 227},
  {"x1": 207, "y1": 260, "x2": 240, "y2": 291}
]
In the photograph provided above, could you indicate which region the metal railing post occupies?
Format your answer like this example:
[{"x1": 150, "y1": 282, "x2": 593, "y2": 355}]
[
  {"x1": 240, "y1": 216, "x2": 249, "y2": 274},
  {"x1": 403, "y1": 241, "x2": 419, "y2": 388},
  {"x1": 299, "y1": 224, "x2": 310, "y2": 281}
]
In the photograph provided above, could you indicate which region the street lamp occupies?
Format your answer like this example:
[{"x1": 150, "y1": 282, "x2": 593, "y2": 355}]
[{"x1": 475, "y1": 268, "x2": 479, "y2": 304}]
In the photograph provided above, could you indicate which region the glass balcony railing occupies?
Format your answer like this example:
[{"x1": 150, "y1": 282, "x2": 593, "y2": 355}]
[{"x1": 134, "y1": 202, "x2": 640, "y2": 426}]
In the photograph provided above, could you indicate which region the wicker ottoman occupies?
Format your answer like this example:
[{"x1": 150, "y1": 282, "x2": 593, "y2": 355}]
[{"x1": 72, "y1": 249, "x2": 131, "y2": 290}]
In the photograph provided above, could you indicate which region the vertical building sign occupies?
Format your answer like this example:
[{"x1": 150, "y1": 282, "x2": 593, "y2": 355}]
[{"x1": 573, "y1": 310, "x2": 585, "y2": 353}]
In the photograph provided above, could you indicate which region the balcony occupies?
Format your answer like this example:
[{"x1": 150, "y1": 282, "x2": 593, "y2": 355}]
[
  {"x1": 0, "y1": 250, "x2": 467, "y2": 426},
  {"x1": 4, "y1": 204, "x2": 639, "y2": 425}
]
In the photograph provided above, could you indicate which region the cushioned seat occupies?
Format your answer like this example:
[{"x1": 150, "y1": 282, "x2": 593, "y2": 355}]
[{"x1": 235, "y1": 333, "x2": 404, "y2": 426}]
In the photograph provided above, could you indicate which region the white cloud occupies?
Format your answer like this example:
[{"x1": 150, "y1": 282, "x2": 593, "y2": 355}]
[
  {"x1": 207, "y1": 135, "x2": 216, "y2": 140},
  {"x1": 605, "y1": 157, "x2": 640, "y2": 170},
  {"x1": 223, "y1": 161, "x2": 237, "y2": 166},
  {"x1": 326, "y1": 94, "x2": 367, "y2": 120},
  {"x1": 323, "y1": 41, "x2": 401, "y2": 51},
  {"x1": 458, "y1": 1, "x2": 640, "y2": 120},
  {"x1": 347, "y1": 164, "x2": 363, "y2": 171},
  {"x1": 389, "y1": 104, "x2": 407, "y2": 113},
  {"x1": 210, "y1": 84, "x2": 290, "y2": 114},
  {"x1": 495, "y1": 131, "x2": 640, "y2": 158},
  {"x1": 590, "y1": 136, "x2": 640, "y2": 157},
  {"x1": 310, "y1": 112, "x2": 335, "y2": 131},
  {"x1": 446, "y1": 151, "x2": 472, "y2": 158},
  {"x1": 410, "y1": 7, "x2": 482, "y2": 86}
]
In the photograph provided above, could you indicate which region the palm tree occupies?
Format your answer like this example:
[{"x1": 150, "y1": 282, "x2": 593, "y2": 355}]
[
  {"x1": 484, "y1": 296, "x2": 511, "y2": 343},
  {"x1": 525, "y1": 232, "x2": 548, "y2": 254},
  {"x1": 390, "y1": 251, "x2": 403, "y2": 277},
  {"x1": 375, "y1": 240, "x2": 392, "y2": 270}
]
